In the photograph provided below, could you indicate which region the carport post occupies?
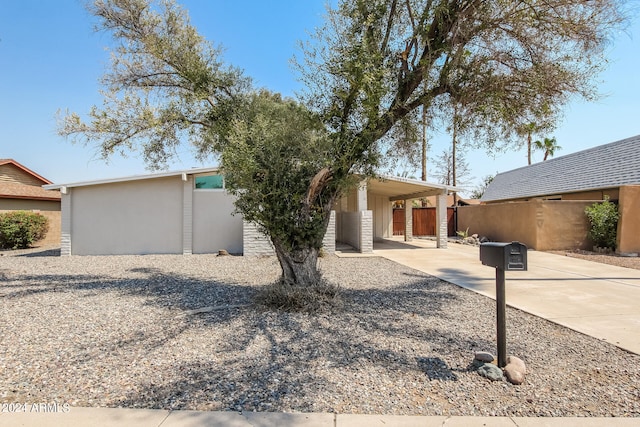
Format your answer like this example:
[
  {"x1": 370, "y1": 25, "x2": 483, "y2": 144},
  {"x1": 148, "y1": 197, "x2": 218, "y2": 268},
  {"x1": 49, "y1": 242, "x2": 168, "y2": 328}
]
[
  {"x1": 496, "y1": 267, "x2": 507, "y2": 368},
  {"x1": 404, "y1": 199, "x2": 413, "y2": 242}
]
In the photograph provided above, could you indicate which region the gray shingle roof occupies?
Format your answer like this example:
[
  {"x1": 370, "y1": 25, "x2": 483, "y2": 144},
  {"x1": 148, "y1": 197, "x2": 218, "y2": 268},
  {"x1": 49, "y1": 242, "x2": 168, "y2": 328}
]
[{"x1": 481, "y1": 134, "x2": 640, "y2": 202}]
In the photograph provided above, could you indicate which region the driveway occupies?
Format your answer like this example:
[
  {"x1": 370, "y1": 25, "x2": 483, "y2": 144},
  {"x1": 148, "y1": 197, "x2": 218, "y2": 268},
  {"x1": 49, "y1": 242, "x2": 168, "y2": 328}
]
[{"x1": 342, "y1": 237, "x2": 640, "y2": 355}]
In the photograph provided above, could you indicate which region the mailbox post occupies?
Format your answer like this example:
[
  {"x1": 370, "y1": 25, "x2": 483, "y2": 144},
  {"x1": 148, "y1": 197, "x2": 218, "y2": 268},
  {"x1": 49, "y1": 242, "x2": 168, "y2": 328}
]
[{"x1": 479, "y1": 242, "x2": 527, "y2": 368}]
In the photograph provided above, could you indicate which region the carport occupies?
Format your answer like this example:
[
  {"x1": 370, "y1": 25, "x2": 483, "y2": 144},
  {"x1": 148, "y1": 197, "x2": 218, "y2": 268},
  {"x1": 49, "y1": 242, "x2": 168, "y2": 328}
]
[{"x1": 334, "y1": 175, "x2": 459, "y2": 253}]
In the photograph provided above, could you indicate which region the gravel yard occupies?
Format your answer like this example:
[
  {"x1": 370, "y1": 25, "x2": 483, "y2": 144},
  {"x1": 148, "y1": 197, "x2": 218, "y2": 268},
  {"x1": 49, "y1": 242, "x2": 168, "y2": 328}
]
[
  {"x1": 549, "y1": 250, "x2": 640, "y2": 270},
  {"x1": 1, "y1": 247, "x2": 639, "y2": 417}
]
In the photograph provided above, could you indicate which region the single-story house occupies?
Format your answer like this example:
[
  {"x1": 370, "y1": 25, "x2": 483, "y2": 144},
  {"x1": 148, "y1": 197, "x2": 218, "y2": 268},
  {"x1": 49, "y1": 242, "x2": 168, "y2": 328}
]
[
  {"x1": 44, "y1": 168, "x2": 458, "y2": 256},
  {"x1": 458, "y1": 134, "x2": 640, "y2": 253},
  {"x1": 0, "y1": 159, "x2": 61, "y2": 245}
]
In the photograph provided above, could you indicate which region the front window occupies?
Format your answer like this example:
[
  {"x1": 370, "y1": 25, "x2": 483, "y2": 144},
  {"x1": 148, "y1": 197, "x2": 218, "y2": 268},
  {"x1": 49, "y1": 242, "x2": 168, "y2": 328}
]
[{"x1": 195, "y1": 174, "x2": 224, "y2": 189}]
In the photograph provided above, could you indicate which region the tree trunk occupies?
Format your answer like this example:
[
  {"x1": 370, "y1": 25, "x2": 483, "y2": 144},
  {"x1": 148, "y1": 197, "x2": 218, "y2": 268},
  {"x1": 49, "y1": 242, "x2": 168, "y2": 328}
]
[
  {"x1": 527, "y1": 132, "x2": 532, "y2": 165},
  {"x1": 421, "y1": 104, "x2": 428, "y2": 182},
  {"x1": 272, "y1": 240, "x2": 322, "y2": 286},
  {"x1": 270, "y1": 192, "x2": 334, "y2": 287}
]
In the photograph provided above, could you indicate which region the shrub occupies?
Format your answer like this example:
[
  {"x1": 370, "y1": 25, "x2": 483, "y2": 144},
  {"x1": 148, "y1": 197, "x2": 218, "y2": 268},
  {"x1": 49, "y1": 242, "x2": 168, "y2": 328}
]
[
  {"x1": 584, "y1": 198, "x2": 619, "y2": 250},
  {"x1": 0, "y1": 211, "x2": 49, "y2": 249}
]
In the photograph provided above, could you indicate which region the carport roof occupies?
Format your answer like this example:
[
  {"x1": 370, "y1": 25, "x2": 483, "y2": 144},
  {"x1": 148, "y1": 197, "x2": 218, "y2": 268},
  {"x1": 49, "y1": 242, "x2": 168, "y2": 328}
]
[{"x1": 368, "y1": 175, "x2": 460, "y2": 201}]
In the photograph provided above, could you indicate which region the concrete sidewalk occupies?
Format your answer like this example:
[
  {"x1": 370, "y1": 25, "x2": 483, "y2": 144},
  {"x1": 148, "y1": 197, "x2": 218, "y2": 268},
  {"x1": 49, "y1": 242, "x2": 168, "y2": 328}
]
[
  {"x1": 369, "y1": 238, "x2": 640, "y2": 355},
  {"x1": 2, "y1": 407, "x2": 639, "y2": 426}
]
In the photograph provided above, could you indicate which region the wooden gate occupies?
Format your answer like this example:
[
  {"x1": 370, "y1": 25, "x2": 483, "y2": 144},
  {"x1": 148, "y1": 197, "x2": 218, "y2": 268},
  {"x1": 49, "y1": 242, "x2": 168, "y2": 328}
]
[{"x1": 393, "y1": 208, "x2": 456, "y2": 237}]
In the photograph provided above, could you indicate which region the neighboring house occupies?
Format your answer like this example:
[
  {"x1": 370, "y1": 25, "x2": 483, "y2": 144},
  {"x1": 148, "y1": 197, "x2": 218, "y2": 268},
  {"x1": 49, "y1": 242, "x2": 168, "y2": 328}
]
[
  {"x1": 44, "y1": 168, "x2": 458, "y2": 256},
  {"x1": 458, "y1": 135, "x2": 640, "y2": 253},
  {"x1": 0, "y1": 159, "x2": 61, "y2": 246}
]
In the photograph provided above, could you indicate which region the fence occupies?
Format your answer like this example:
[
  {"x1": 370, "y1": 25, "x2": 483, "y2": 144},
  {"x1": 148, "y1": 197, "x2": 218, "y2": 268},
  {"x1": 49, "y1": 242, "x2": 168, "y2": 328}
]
[{"x1": 393, "y1": 207, "x2": 456, "y2": 237}]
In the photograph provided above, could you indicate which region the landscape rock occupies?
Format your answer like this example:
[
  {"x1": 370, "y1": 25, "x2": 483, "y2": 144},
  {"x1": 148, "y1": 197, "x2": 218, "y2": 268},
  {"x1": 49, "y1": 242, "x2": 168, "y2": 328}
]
[
  {"x1": 504, "y1": 356, "x2": 527, "y2": 385},
  {"x1": 507, "y1": 356, "x2": 527, "y2": 374},
  {"x1": 478, "y1": 363, "x2": 504, "y2": 381},
  {"x1": 474, "y1": 351, "x2": 495, "y2": 363},
  {"x1": 218, "y1": 249, "x2": 229, "y2": 256}
]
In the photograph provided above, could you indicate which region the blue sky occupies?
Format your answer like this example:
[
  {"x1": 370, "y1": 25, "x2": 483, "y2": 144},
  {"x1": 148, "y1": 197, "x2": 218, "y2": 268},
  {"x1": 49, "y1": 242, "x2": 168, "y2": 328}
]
[{"x1": 1, "y1": 1, "x2": 639, "y2": 193}]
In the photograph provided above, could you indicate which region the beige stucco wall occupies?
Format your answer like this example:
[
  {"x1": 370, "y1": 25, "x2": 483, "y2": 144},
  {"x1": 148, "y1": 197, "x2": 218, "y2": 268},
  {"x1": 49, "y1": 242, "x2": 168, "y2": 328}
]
[
  {"x1": 458, "y1": 201, "x2": 537, "y2": 247},
  {"x1": 192, "y1": 190, "x2": 242, "y2": 254},
  {"x1": 562, "y1": 188, "x2": 619, "y2": 201},
  {"x1": 70, "y1": 177, "x2": 183, "y2": 255},
  {"x1": 617, "y1": 185, "x2": 640, "y2": 254},
  {"x1": 458, "y1": 199, "x2": 594, "y2": 251},
  {"x1": 534, "y1": 201, "x2": 593, "y2": 250}
]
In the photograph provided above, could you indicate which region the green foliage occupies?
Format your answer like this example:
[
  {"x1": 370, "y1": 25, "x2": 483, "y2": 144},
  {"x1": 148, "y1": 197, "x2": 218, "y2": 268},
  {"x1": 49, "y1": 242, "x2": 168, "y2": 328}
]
[
  {"x1": 470, "y1": 175, "x2": 495, "y2": 199},
  {"x1": 456, "y1": 227, "x2": 469, "y2": 239},
  {"x1": 59, "y1": 0, "x2": 628, "y2": 288},
  {"x1": 585, "y1": 198, "x2": 619, "y2": 249},
  {"x1": 533, "y1": 137, "x2": 562, "y2": 161},
  {"x1": 58, "y1": 0, "x2": 250, "y2": 169},
  {"x1": 222, "y1": 91, "x2": 350, "y2": 254},
  {"x1": 0, "y1": 211, "x2": 49, "y2": 249}
]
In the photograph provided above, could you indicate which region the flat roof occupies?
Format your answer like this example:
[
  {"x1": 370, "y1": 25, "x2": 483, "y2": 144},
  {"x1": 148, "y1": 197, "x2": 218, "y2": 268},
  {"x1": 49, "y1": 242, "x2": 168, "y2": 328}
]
[
  {"x1": 43, "y1": 168, "x2": 460, "y2": 201},
  {"x1": 43, "y1": 167, "x2": 220, "y2": 190}
]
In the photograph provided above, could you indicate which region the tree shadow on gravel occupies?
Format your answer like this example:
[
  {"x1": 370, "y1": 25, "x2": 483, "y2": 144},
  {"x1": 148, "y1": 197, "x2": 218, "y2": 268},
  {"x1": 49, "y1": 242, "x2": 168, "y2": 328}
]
[
  {"x1": 2, "y1": 262, "x2": 497, "y2": 412},
  {"x1": 16, "y1": 248, "x2": 62, "y2": 257}
]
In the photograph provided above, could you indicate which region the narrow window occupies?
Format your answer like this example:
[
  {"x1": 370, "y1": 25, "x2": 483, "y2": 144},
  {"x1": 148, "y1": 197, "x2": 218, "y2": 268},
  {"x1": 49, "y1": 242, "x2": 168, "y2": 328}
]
[{"x1": 194, "y1": 175, "x2": 224, "y2": 189}]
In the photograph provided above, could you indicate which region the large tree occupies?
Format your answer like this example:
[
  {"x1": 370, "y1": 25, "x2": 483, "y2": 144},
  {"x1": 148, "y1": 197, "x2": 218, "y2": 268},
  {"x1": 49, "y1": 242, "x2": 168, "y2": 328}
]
[{"x1": 60, "y1": 0, "x2": 626, "y2": 289}]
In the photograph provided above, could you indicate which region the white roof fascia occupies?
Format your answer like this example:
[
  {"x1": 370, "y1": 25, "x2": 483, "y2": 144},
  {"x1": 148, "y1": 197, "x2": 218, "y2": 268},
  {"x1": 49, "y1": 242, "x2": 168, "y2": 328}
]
[
  {"x1": 43, "y1": 167, "x2": 220, "y2": 190},
  {"x1": 377, "y1": 174, "x2": 462, "y2": 194}
]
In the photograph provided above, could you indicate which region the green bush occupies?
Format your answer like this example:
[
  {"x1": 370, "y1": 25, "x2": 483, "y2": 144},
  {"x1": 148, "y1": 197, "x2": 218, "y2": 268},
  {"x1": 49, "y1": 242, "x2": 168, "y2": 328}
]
[
  {"x1": 0, "y1": 211, "x2": 50, "y2": 249},
  {"x1": 584, "y1": 198, "x2": 619, "y2": 250}
]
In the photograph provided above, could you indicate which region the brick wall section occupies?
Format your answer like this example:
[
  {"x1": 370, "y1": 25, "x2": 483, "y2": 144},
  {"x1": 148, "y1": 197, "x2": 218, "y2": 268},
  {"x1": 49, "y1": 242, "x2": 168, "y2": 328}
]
[
  {"x1": 244, "y1": 211, "x2": 337, "y2": 256},
  {"x1": 436, "y1": 194, "x2": 448, "y2": 248},
  {"x1": 60, "y1": 193, "x2": 72, "y2": 256},
  {"x1": 404, "y1": 201, "x2": 413, "y2": 242},
  {"x1": 242, "y1": 220, "x2": 275, "y2": 256},
  {"x1": 322, "y1": 210, "x2": 336, "y2": 254},
  {"x1": 359, "y1": 210, "x2": 373, "y2": 253}
]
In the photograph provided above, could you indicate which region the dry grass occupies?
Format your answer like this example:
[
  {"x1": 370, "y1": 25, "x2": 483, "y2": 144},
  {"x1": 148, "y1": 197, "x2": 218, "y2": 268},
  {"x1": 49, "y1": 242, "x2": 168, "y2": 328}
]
[{"x1": 254, "y1": 279, "x2": 343, "y2": 312}]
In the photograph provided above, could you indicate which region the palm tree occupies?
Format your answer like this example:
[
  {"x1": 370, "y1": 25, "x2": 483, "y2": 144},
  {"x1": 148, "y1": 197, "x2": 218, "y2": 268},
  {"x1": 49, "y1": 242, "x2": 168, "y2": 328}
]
[{"x1": 533, "y1": 137, "x2": 561, "y2": 161}]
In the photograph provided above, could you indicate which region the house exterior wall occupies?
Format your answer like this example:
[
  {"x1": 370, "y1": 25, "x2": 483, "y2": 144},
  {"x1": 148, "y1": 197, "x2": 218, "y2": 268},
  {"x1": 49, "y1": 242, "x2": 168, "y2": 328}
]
[
  {"x1": 193, "y1": 190, "x2": 242, "y2": 254},
  {"x1": 458, "y1": 199, "x2": 593, "y2": 250},
  {"x1": 0, "y1": 199, "x2": 59, "y2": 211},
  {"x1": 368, "y1": 193, "x2": 392, "y2": 241},
  {"x1": 69, "y1": 177, "x2": 183, "y2": 255},
  {"x1": 0, "y1": 164, "x2": 44, "y2": 186},
  {"x1": 338, "y1": 211, "x2": 361, "y2": 250},
  {"x1": 617, "y1": 185, "x2": 640, "y2": 254},
  {"x1": 0, "y1": 200, "x2": 61, "y2": 246}
]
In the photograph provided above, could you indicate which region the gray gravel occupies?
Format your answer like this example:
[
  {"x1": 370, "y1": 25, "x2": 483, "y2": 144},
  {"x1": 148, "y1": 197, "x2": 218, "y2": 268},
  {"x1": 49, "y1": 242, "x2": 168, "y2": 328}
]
[{"x1": 1, "y1": 247, "x2": 639, "y2": 417}]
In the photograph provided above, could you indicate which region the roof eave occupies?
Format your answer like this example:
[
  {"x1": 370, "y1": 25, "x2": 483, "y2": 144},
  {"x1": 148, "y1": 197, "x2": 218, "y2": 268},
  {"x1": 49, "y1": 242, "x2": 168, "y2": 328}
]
[{"x1": 43, "y1": 167, "x2": 220, "y2": 190}]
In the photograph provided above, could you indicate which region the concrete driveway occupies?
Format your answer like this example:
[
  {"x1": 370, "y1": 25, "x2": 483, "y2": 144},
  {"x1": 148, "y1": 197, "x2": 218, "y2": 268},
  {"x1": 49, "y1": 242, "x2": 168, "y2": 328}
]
[{"x1": 340, "y1": 237, "x2": 640, "y2": 355}]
